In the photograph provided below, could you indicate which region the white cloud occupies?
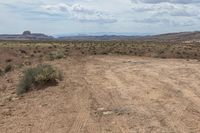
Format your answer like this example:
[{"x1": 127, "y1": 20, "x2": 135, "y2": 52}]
[
  {"x1": 40, "y1": 3, "x2": 117, "y2": 23},
  {"x1": 131, "y1": 2, "x2": 200, "y2": 28},
  {"x1": 131, "y1": 0, "x2": 200, "y2": 4},
  {"x1": 132, "y1": 2, "x2": 200, "y2": 16},
  {"x1": 0, "y1": 0, "x2": 200, "y2": 34}
]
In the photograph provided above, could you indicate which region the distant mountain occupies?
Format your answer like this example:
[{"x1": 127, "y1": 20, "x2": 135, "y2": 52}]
[
  {"x1": 55, "y1": 32, "x2": 152, "y2": 37},
  {"x1": 0, "y1": 31, "x2": 200, "y2": 42},
  {"x1": 0, "y1": 31, "x2": 54, "y2": 40},
  {"x1": 58, "y1": 35, "x2": 142, "y2": 41},
  {"x1": 145, "y1": 31, "x2": 200, "y2": 42},
  {"x1": 58, "y1": 31, "x2": 200, "y2": 42}
]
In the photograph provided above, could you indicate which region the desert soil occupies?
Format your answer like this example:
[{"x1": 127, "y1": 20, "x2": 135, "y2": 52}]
[{"x1": 0, "y1": 55, "x2": 200, "y2": 133}]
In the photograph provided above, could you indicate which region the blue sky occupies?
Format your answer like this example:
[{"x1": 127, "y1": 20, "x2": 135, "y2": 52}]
[{"x1": 0, "y1": 0, "x2": 200, "y2": 35}]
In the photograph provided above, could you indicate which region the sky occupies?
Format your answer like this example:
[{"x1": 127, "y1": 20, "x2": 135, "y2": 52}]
[{"x1": 0, "y1": 0, "x2": 200, "y2": 35}]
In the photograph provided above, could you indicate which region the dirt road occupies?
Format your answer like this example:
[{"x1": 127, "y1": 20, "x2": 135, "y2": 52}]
[{"x1": 1, "y1": 55, "x2": 200, "y2": 133}]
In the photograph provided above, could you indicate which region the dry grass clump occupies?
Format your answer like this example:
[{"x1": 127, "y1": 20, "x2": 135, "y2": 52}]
[
  {"x1": 17, "y1": 64, "x2": 63, "y2": 95},
  {"x1": 0, "y1": 68, "x2": 3, "y2": 76},
  {"x1": 48, "y1": 51, "x2": 65, "y2": 61},
  {"x1": 4, "y1": 64, "x2": 13, "y2": 73}
]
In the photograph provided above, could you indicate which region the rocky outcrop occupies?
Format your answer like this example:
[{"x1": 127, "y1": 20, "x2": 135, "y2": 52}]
[
  {"x1": 22, "y1": 31, "x2": 31, "y2": 36},
  {"x1": 0, "y1": 31, "x2": 54, "y2": 40}
]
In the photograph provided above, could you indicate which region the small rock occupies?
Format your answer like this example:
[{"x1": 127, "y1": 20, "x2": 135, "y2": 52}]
[
  {"x1": 28, "y1": 123, "x2": 33, "y2": 126},
  {"x1": 40, "y1": 103, "x2": 48, "y2": 107},
  {"x1": 6, "y1": 96, "x2": 12, "y2": 101},
  {"x1": 103, "y1": 111, "x2": 113, "y2": 115},
  {"x1": 11, "y1": 97, "x2": 19, "y2": 101},
  {"x1": 2, "y1": 108, "x2": 12, "y2": 116},
  {"x1": 11, "y1": 91, "x2": 16, "y2": 94},
  {"x1": 0, "y1": 103, "x2": 5, "y2": 107},
  {"x1": 97, "y1": 108, "x2": 105, "y2": 111}
]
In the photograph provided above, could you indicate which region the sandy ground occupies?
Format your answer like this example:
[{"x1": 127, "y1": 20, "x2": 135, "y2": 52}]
[{"x1": 0, "y1": 55, "x2": 200, "y2": 133}]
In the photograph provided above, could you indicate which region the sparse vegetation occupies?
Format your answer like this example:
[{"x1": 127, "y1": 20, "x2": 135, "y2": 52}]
[
  {"x1": 4, "y1": 64, "x2": 13, "y2": 73},
  {"x1": 1, "y1": 32, "x2": 200, "y2": 133},
  {"x1": 0, "y1": 41, "x2": 199, "y2": 71},
  {"x1": 17, "y1": 64, "x2": 63, "y2": 95},
  {"x1": 0, "y1": 68, "x2": 3, "y2": 76},
  {"x1": 48, "y1": 50, "x2": 65, "y2": 61},
  {"x1": 5, "y1": 58, "x2": 12, "y2": 63}
]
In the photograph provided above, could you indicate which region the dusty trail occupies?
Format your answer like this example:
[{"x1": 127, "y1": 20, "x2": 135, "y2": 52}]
[{"x1": 0, "y1": 55, "x2": 200, "y2": 133}]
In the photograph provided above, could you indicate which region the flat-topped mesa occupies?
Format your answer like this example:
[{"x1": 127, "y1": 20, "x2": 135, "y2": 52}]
[
  {"x1": 22, "y1": 31, "x2": 31, "y2": 36},
  {"x1": 0, "y1": 31, "x2": 54, "y2": 40}
]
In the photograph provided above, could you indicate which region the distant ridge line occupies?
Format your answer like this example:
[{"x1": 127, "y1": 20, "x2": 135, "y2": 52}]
[{"x1": 0, "y1": 31, "x2": 200, "y2": 42}]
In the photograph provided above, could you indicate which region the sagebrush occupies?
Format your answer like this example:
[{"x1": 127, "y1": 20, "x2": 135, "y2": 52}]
[
  {"x1": 48, "y1": 51, "x2": 65, "y2": 61},
  {"x1": 4, "y1": 64, "x2": 13, "y2": 73},
  {"x1": 17, "y1": 64, "x2": 63, "y2": 95},
  {"x1": 0, "y1": 68, "x2": 3, "y2": 76}
]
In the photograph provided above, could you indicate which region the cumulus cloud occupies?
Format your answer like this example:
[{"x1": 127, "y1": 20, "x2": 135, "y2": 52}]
[
  {"x1": 134, "y1": 18, "x2": 170, "y2": 24},
  {"x1": 131, "y1": 0, "x2": 200, "y2": 4},
  {"x1": 129, "y1": 0, "x2": 200, "y2": 31},
  {"x1": 132, "y1": 3, "x2": 199, "y2": 17},
  {"x1": 0, "y1": 0, "x2": 200, "y2": 34},
  {"x1": 133, "y1": 17, "x2": 195, "y2": 27},
  {"x1": 41, "y1": 3, "x2": 117, "y2": 24}
]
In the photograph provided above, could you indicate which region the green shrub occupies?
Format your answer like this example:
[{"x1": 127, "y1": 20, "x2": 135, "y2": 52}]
[
  {"x1": 17, "y1": 64, "x2": 63, "y2": 95},
  {"x1": 5, "y1": 59, "x2": 12, "y2": 63},
  {"x1": 0, "y1": 68, "x2": 3, "y2": 76},
  {"x1": 4, "y1": 64, "x2": 13, "y2": 73},
  {"x1": 48, "y1": 51, "x2": 65, "y2": 61}
]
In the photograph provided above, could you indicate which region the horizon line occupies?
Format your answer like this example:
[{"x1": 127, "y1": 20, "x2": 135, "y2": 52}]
[{"x1": 0, "y1": 30, "x2": 199, "y2": 37}]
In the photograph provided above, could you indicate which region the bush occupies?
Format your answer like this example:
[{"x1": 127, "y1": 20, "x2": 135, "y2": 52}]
[
  {"x1": 17, "y1": 64, "x2": 63, "y2": 95},
  {"x1": 48, "y1": 51, "x2": 65, "y2": 61},
  {"x1": 0, "y1": 68, "x2": 3, "y2": 76},
  {"x1": 5, "y1": 58, "x2": 12, "y2": 63},
  {"x1": 4, "y1": 64, "x2": 13, "y2": 73}
]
